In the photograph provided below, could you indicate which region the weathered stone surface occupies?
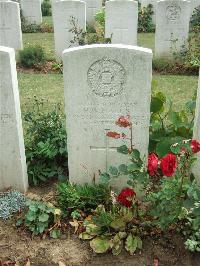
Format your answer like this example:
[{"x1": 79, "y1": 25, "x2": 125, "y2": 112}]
[
  {"x1": 84, "y1": 0, "x2": 102, "y2": 25},
  {"x1": 52, "y1": 0, "x2": 86, "y2": 58},
  {"x1": 105, "y1": 0, "x2": 138, "y2": 45},
  {"x1": 0, "y1": 0, "x2": 22, "y2": 50},
  {"x1": 0, "y1": 46, "x2": 28, "y2": 192},
  {"x1": 193, "y1": 69, "x2": 200, "y2": 183},
  {"x1": 21, "y1": 0, "x2": 42, "y2": 25},
  {"x1": 155, "y1": 0, "x2": 190, "y2": 58},
  {"x1": 63, "y1": 44, "x2": 152, "y2": 188}
]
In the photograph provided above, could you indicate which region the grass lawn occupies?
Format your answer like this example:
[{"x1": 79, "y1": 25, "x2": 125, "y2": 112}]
[
  {"x1": 18, "y1": 73, "x2": 198, "y2": 114},
  {"x1": 20, "y1": 20, "x2": 197, "y2": 116},
  {"x1": 22, "y1": 16, "x2": 155, "y2": 59},
  {"x1": 22, "y1": 33, "x2": 55, "y2": 60},
  {"x1": 22, "y1": 32, "x2": 155, "y2": 60}
]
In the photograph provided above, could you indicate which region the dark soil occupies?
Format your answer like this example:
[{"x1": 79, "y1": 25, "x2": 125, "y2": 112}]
[{"x1": 0, "y1": 184, "x2": 200, "y2": 266}]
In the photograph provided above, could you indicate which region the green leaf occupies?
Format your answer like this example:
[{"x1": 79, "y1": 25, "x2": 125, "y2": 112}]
[
  {"x1": 50, "y1": 229, "x2": 61, "y2": 239},
  {"x1": 125, "y1": 234, "x2": 142, "y2": 255},
  {"x1": 99, "y1": 172, "x2": 111, "y2": 184},
  {"x1": 117, "y1": 145, "x2": 129, "y2": 155},
  {"x1": 156, "y1": 137, "x2": 184, "y2": 157},
  {"x1": 38, "y1": 223, "x2": 46, "y2": 233},
  {"x1": 86, "y1": 224, "x2": 101, "y2": 235},
  {"x1": 127, "y1": 163, "x2": 139, "y2": 172},
  {"x1": 90, "y1": 237, "x2": 110, "y2": 254},
  {"x1": 170, "y1": 144, "x2": 181, "y2": 154},
  {"x1": 79, "y1": 232, "x2": 94, "y2": 240},
  {"x1": 38, "y1": 213, "x2": 49, "y2": 222},
  {"x1": 110, "y1": 219, "x2": 126, "y2": 231},
  {"x1": 26, "y1": 211, "x2": 37, "y2": 222},
  {"x1": 16, "y1": 219, "x2": 23, "y2": 227},
  {"x1": 109, "y1": 166, "x2": 119, "y2": 176},
  {"x1": 131, "y1": 149, "x2": 140, "y2": 159},
  {"x1": 151, "y1": 97, "x2": 164, "y2": 113},
  {"x1": 118, "y1": 164, "x2": 128, "y2": 174}
]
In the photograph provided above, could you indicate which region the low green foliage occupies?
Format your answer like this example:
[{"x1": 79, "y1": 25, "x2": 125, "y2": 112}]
[
  {"x1": 174, "y1": 28, "x2": 200, "y2": 71},
  {"x1": 149, "y1": 80, "x2": 196, "y2": 157},
  {"x1": 95, "y1": 8, "x2": 105, "y2": 28},
  {"x1": 79, "y1": 205, "x2": 143, "y2": 255},
  {"x1": 138, "y1": 3, "x2": 155, "y2": 33},
  {"x1": 42, "y1": 0, "x2": 52, "y2": 16},
  {"x1": 17, "y1": 200, "x2": 61, "y2": 238},
  {"x1": 100, "y1": 147, "x2": 149, "y2": 192},
  {"x1": 183, "y1": 182, "x2": 200, "y2": 252},
  {"x1": 57, "y1": 182, "x2": 111, "y2": 214},
  {"x1": 190, "y1": 6, "x2": 200, "y2": 30},
  {"x1": 19, "y1": 46, "x2": 46, "y2": 68},
  {"x1": 69, "y1": 16, "x2": 111, "y2": 46},
  {"x1": 20, "y1": 10, "x2": 41, "y2": 33},
  {"x1": 24, "y1": 98, "x2": 67, "y2": 185}
]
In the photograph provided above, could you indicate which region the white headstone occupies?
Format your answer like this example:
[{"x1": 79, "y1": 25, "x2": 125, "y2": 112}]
[
  {"x1": 0, "y1": 1, "x2": 22, "y2": 50},
  {"x1": 21, "y1": 0, "x2": 42, "y2": 25},
  {"x1": 155, "y1": 0, "x2": 190, "y2": 58},
  {"x1": 84, "y1": 0, "x2": 102, "y2": 25},
  {"x1": 52, "y1": 0, "x2": 86, "y2": 58},
  {"x1": 193, "y1": 69, "x2": 200, "y2": 183},
  {"x1": 105, "y1": 0, "x2": 138, "y2": 45},
  {"x1": 63, "y1": 44, "x2": 152, "y2": 188},
  {"x1": 0, "y1": 46, "x2": 28, "y2": 192},
  {"x1": 190, "y1": 0, "x2": 200, "y2": 16}
]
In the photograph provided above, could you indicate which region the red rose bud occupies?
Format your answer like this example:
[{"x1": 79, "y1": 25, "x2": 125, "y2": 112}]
[
  {"x1": 160, "y1": 153, "x2": 177, "y2": 177},
  {"x1": 117, "y1": 188, "x2": 136, "y2": 208},
  {"x1": 190, "y1": 140, "x2": 200, "y2": 153},
  {"x1": 115, "y1": 116, "x2": 131, "y2": 128},
  {"x1": 148, "y1": 153, "x2": 159, "y2": 176},
  {"x1": 106, "y1": 131, "x2": 121, "y2": 139}
]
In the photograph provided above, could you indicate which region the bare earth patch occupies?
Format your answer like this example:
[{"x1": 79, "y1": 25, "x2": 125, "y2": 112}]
[{"x1": 1, "y1": 218, "x2": 200, "y2": 265}]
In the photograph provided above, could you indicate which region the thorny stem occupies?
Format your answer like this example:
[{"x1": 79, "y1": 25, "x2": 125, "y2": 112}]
[
  {"x1": 158, "y1": 114, "x2": 166, "y2": 133},
  {"x1": 130, "y1": 122, "x2": 133, "y2": 151}
]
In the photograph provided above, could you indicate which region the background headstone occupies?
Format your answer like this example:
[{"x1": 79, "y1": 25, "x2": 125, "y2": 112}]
[
  {"x1": 0, "y1": 46, "x2": 28, "y2": 192},
  {"x1": 84, "y1": 0, "x2": 102, "y2": 25},
  {"x1": 63, "y1": 44, "x2": 152, "y2": 188},
  {"x1": 0, "y1": 0, "x2": 23, "y2": 50},
  {"x1": 193, "y1": 69, "x2": 200, "y2": 183},
  {"x1": 155, "y1": 0, "x2": 190, "y2": 58},
  {"x1": 52, "y1": 0, "x2": 86, "y2": 58},
  {"x1": 105, "y1": 0, "x2": 138, "y2": 45},
  {"x1": 21, "y1": 0, "x2": 42, "y2": 25}
]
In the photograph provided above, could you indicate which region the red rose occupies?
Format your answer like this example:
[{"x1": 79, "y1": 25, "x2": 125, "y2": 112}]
[
  {"x1": 106, "y1": 131, "x2": 121, "y2": 139},
  {"x1": 116, "y1": 116, "x2": 131, "y2": 128},
  {"x1": 160, "y1": 153, "x2": 177, "y2": 177},
  {"x1": 190, "y1": 140, "x2": 200, "y2": 153},
  {"x1": 148, "y1": 153, "x2": 159, "y2": 176},
  {"x1": 117, "y1": 188, "x2": 136, "y2": 208}
]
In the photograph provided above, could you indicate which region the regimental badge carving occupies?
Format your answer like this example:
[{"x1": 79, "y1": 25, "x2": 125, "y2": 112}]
[
  {"x1": 87, "y1": 58, "x2": 126, "y2": 97},
  {"x1": 166, "y1": 4, "x2": 181, "y2": 21}
]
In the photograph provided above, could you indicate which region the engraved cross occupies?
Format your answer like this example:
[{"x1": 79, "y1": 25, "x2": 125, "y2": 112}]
[{"x1": 90, "y1": 129, "x2": 117, "y2": 172}]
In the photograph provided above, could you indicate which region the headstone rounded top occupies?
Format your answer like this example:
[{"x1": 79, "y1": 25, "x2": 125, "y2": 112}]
[{"x1": 63, "y1": 44, "x2": 152, "y2": 57}]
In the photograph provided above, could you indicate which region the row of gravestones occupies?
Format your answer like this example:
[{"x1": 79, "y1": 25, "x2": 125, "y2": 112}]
[
  {"x1": 20, "y1": 0, "x2": 103, "y2": 26},
  {"x1": 0, "y1": 44, "x2": 200, "y2": 192},
  {"x1": 0, "y1": 0, "x2": 196, "y2": 59},
  {"x1": 140, "y1": 0, "x2": 200, "y2": 24}
]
